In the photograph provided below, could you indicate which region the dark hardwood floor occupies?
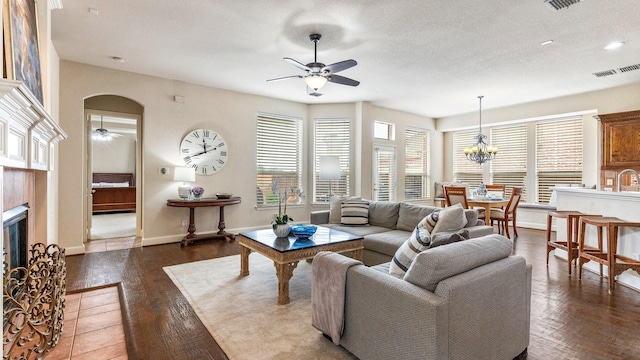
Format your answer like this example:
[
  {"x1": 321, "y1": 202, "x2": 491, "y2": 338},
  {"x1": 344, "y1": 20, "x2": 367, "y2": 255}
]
[{"x1": 65, "y1": 228, "x2": 640, "y2": 360}]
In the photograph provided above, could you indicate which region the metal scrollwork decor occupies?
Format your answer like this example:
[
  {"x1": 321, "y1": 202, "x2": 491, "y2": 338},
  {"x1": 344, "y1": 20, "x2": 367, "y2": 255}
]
[{"x1": 3, "y1": 244, "x2": 66, "y2": 360}]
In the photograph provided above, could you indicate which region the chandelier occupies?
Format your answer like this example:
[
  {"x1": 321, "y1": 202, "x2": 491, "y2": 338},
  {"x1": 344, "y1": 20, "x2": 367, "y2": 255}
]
[{"x1": 463, "y1": 96, "x2": 498, "y2": 164}]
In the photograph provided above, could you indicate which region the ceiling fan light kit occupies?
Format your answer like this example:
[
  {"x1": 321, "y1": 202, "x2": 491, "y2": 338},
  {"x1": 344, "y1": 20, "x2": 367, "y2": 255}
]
[{"x1": 267, "y1": 33, "x2": 359, "y2": 95}]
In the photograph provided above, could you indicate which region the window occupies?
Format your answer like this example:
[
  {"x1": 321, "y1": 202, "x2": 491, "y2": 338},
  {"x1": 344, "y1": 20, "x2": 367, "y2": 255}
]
[
  {"x1": 373, "y1": 146, "x2": 396, "y2": 201},
  {"x1": 453, "y1": 130, "x2": 483, "y2": 189},
  {"x1": 536, "y1": 118, "x2": 583, "y2": 203},
  {"x1": 405, "y1": 127, "x2": 431, "y2": 199},
  {"x1": 490, "y1": 124, "x2": 527, "y2": 201},
  {"x1": 314, "y1": 118, "x2": 350, "y2": 202},
  {"x1": 256, "y1": 113, "x2": 303, "y2": 207},
  {"x1": 374, "y1": 121, "x2": 395, "y2": 140}
]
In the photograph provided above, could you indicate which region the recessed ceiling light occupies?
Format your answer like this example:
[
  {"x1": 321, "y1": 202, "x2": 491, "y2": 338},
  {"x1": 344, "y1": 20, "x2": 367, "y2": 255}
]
[
  {"x1": 541, "y1": 40, "x2": 554, "y2": 46},
  {"x1": 604, "y1": 42, "x2": 624, "y2": 50},
  {"x1": 111, "y1": 56, "x2": 125, "y2": 63},
  {"x1": 88, "y1": 7, "x2": 99, "y2": 16}
]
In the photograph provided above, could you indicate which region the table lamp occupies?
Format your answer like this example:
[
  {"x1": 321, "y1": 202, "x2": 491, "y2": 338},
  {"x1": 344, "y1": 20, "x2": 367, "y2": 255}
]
[
  {"x1": 319, "y1": 156, "x2": 341, "y2": 197},
  {"x1": 174, "y1": 167, "x2": 196, "y2": 199}
]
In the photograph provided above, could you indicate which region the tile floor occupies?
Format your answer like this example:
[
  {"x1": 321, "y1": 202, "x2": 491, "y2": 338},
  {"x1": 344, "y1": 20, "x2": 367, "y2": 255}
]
[
  {"x1": 85, "y1": 236, "x2": 141, "y2": 253},
  {"x1": 46, "y1": 286, "x2": 128, "y2": 360}
]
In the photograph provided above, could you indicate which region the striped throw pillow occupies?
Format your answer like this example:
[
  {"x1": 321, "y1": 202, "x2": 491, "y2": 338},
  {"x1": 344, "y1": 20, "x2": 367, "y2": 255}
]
[
  {"x1": 340, "y1": 202, "x2": 370, "y2": 225},
  {"x1": 389, "y1": 211, "x2": 439, "y2": 278}
]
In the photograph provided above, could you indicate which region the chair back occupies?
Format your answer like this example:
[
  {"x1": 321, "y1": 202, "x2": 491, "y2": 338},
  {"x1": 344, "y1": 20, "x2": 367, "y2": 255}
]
[
  {"x1": 506, "y1": 187, "x2": 523, "y2": 213},
  {"x1": 443, "y1": 186, "x2": 469, "y2": 208},
  {"x1": 485, "y1": 184, "x2": 506, "y2": 198}
]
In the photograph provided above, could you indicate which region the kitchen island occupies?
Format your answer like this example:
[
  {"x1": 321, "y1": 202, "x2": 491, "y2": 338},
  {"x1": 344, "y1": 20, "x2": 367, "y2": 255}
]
[{"x1": 554, "y1": 187, "x2": 640, "y2": 292}]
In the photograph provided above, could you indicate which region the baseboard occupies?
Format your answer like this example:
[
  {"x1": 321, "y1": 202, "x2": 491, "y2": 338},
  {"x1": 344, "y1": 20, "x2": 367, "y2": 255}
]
[
  {"x1": 515, "y1": 221, "x2": 548, "y2": 231},
  {"x1": 64, "y1": 245, "x2": 86, "y2": 256}
]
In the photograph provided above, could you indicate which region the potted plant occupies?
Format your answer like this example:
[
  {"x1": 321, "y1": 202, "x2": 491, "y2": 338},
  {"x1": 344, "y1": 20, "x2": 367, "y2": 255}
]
[
  {"x1": 272, "y1": 189, "x2": 293, "y2": 237},
  {"x1": 191, "y1": 186, "x2": 204, "y2": 200}
]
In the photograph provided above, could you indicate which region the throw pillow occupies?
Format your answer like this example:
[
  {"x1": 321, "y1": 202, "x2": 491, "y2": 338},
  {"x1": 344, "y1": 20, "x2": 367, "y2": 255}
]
[
  {"x1": 329, "y1": 196, "x2": 361, "y2": 224},
  {"x1": 388, "y1": 212, "x2": 438, "y2": 278},
  {"x1": 340, "y1": 201, "x2": 370, "y2": 225},
  {"x1": 431, "y1": 203, "x2": 468, "y2": 235},
  {"x1": 430, "y1": 228, "x2": 470, "y2": 248}
]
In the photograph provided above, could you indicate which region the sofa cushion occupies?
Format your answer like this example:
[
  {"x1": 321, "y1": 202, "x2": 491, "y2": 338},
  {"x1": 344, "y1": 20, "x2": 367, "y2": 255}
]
[
  {"x1": 396, "y1": 203, "x2": 437, "y2": 231},
  {"x1": 389, "y1": 213, "x2": 439, "y2": 278},
  {"x1": 322, "y1": 223, "x2": 390, "y2": 237},
  {"x1": 463, "y1": 209, "x2": 479, "y2": 228},
  {"x1": 329, "y1": 196, "x2": 361, "y2": 224},
  {"x1": 403, "y1": 234, "x2": 513, "y2": 292},
  {"x1": 364, "y1": 230, "x2": 413, "y2": 257},
  {"x1": 434, "y1": 181, "x2": 469, "y2": 199},
  {"x1": 431, "y1": 204, "x2": 468, "y2": 234},
  {"x1": 368, "y1": 201, "x2": 400, "y2": 229},
  {"x1": 341, "y1": 201, "x2": 370, "y2": 225}
]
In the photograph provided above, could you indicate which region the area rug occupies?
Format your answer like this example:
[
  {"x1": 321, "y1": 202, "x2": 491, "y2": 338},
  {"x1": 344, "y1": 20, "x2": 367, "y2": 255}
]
[
  {"x1": 90, "y1": 213, "x2": 136, "y2": 240},
  {"x1": 163, "y1": 255, "x2": 357, "y2": 360}
]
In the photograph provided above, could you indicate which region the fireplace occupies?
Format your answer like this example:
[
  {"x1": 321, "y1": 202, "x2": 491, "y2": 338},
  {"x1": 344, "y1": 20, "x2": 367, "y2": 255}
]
[{"x1": 3, "y1": 204, "x2": 29, "y2": 272}]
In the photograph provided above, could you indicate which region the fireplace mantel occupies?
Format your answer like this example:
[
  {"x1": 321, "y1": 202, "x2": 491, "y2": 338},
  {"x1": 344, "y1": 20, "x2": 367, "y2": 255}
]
[{"x1": 0, "y1": 79, "x2": 67, "y2": 170}]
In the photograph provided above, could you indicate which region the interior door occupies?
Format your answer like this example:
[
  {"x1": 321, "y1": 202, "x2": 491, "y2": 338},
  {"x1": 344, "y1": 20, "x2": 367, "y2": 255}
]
[{"x1": 373, "y1": 145, "x2": 396, "y2": 201}]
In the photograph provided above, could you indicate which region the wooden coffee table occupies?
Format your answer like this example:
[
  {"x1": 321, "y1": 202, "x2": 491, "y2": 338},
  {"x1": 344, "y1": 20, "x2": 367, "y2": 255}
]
[{"x1": 238, "y1": 226, "x2": 363, "y2": 305}]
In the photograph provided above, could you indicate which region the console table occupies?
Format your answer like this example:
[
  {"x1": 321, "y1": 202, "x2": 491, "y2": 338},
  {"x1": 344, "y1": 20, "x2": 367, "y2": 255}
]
[{"x1": 166, "y1": 197, "x2": 241, "y2": 246}]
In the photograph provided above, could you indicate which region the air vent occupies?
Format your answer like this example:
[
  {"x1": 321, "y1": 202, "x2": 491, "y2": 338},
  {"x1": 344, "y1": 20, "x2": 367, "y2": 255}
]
[
  {"x1": 618, "y1": 64, "x2": 640, "y2": 73},
  {"x1": 593, "y1": 69, "x2": 617, "y2": 78},
  {"x1": 545, "y1": 0, "x2": 584, "y2": 11}
]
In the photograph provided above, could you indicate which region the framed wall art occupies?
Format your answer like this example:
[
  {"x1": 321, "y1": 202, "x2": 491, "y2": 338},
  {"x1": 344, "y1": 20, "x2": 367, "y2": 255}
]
[{"x1": 3, "y1": 0, "x2": 43, "y2": 105}]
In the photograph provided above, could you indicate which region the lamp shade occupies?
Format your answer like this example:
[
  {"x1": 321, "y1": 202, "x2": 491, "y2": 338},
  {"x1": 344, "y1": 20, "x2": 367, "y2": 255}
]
[
  {"x1": 173, "y1": 167, "x2": 195, "y2": 182},
  {"x1": 319, "y1": 156, "x2": 341, "y2": 180},
  {"x1": 304, "y1": 75, "x2": 328, "y2": 90},
  {"x1": 174, "y1": 167, "x2": 195, "y2": 199}
]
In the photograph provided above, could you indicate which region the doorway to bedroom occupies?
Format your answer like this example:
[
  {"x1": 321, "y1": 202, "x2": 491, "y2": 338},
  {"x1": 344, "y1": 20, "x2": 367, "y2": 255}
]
[{"x1": 85, "y1": 95, "x2": 143, "y2": 252}]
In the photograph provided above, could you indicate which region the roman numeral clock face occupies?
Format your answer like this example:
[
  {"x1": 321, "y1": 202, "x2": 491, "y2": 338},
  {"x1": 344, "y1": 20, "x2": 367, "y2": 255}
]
[{"x1": 180, "y1": 128, "x2": 229, "y2": 175}]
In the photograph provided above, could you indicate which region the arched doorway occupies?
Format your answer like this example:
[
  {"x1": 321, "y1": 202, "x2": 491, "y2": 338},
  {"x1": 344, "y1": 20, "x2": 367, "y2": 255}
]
[{"x1": 84, "y1": 95, "x2": 143, "y2": 252}]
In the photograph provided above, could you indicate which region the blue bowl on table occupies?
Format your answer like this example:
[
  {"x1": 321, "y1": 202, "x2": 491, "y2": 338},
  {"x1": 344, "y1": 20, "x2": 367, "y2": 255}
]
[{"x1": 289, "y1": 225, "x2": 317, "y2": 240}]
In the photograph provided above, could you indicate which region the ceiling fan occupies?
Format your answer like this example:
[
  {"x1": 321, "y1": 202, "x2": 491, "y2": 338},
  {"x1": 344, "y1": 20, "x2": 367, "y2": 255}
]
[
  {"x1": 92, "y1": 115, "x2": 123, "y2": 141},
  {"x1": 267, "y1": 34, "x2": 360, "y2": 96}
]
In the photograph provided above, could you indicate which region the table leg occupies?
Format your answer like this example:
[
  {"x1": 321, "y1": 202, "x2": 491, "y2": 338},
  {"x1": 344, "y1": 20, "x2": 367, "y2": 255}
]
[
  {"x1": 240, "y1": 245, "x2": 251, "y2": 277},
  {"x1": 274, "y1": 261, "x2": 299, "y2": 305},
  {"x1": 484, "y1": 205, "x2": 491, "y2": 226},
  {"x1": 216, "y1": 206, "x2": 235, "y2": 241},
  {"x1": 607, "y1": 224, "x2": 617, "y2": 295},
  {"x1": 181, "y1": 207, "x2": 198, "y2": 247}
]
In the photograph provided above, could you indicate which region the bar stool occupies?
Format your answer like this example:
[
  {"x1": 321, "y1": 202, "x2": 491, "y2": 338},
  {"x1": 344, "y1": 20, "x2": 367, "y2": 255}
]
[
  {"x1": 546, "y1": 210, "x2": 591, "y2": 275},
  {"x1": 577, "y1": 216, "x2": 640, "y2": 295}
]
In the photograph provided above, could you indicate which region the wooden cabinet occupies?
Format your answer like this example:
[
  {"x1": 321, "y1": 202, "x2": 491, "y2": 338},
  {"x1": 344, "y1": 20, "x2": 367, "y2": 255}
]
[{"x1": 597, "y1": 110, "x2": 640, "y2": 169}]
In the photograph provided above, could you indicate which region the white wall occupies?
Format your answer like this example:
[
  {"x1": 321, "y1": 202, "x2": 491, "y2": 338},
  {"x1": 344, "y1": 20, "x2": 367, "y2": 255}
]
[{"x1": 92, "y1": 134, "x2": 136, "y2": 175}]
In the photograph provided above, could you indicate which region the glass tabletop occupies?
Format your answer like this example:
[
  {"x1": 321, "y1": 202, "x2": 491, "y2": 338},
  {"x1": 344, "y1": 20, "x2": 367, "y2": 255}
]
[{"x1": 239, "y1": 226, "x2": 363, "y2": 253}]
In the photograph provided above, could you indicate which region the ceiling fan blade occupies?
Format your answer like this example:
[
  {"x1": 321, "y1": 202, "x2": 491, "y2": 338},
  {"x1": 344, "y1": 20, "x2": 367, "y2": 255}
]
[
  {"x1": 283, "y1": 57, "x2": 311, "y2": 71},
  {"x1": 328, "y1": 74, "x2": 360, "y2": 87},
  {"x1": 306, "y1": 86, "x2": 323, "y2": 97},
  {"x1": 266, "y1": 75, "x2": 303, "y2": 82},
  {"x1": 322, "y1": 59, "x2": 357, "y2": 74}
]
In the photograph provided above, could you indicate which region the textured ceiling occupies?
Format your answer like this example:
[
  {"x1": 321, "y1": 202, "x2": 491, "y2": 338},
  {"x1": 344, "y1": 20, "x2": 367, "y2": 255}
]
[{"x1": 51, "y1": 0, "x2": 640, "y2": 118}]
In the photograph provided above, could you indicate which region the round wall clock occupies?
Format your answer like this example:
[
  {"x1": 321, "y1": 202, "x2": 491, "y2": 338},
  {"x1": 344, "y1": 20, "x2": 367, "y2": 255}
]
[{"x1": 180, "y1": 128, "x2": 228, "y2": 175}]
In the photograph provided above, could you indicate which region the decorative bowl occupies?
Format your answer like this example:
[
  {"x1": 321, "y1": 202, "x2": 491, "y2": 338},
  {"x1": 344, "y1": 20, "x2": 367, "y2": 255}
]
[
  {"x1": 289, "y1": 225, "x2": 317, "y2": 240},
  {"x1": 216, "y1": 193, "x2": 232, "y2": 199}
]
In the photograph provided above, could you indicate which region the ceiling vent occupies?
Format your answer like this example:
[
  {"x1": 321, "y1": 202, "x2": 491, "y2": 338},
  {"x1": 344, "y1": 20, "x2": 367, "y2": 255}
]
[
  {"x1": 545, "y1": 0, "x2": 584, "y2": 11},
  {"x1": 593, "y1": 69, "x2": 617, "y2": 78},
  {"x1": 618, "y1": 64, "x2": 640, "y2": 73}
]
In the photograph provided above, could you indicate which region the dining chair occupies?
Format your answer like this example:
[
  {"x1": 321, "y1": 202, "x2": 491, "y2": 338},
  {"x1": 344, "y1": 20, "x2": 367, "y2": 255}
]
[
  {"x1": 489, "y1": 187, "x2": 523, "y2": 239},
  {"x1": 443, "y1": 186, "x2": 469, "y2": 208},
  {"x1": 485, "y1": 184, "x2": 506, "y2": 198}
]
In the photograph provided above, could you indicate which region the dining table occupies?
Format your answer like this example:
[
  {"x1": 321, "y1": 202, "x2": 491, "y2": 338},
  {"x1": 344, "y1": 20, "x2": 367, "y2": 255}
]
[{"x1": 466, "y1": 198, "x2": 509, "y2": 226}]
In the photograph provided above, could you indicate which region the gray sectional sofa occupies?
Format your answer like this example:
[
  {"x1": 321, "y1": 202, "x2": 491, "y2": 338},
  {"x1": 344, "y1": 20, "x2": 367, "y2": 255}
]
[
  {"x1": 310, "y1": 200, "x2": 495, "y2": 266},
  {"x1": 313, "y1": 234, "x2": 532, "y2": 360}
]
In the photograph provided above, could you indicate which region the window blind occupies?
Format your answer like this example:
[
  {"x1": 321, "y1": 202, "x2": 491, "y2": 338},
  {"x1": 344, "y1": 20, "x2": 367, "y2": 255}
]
[
  {"x1": 374, "y1": 146, "x2": 396, "y2": 201},
  {"x1": 453, "y1": 130, "x2": 483, "y2": 189},
  {"x1": 536, "y1": 118, "x2": 583, "y2": 203},
  {"x1": 314, "y1": 118, "x2": 350, "y2": 202},
  {"x1": 405, "y1": 127, "x2": 431, "y2": 199},
  {"x1": 256, "y1": 113, "x2": 303, "y2": 207},
  {"x1": 491, "y1": 124, "x2": 527, "y2": 201}
]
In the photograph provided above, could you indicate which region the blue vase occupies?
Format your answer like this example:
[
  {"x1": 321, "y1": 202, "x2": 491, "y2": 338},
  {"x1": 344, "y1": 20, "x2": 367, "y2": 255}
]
[{"x1": 477, "y1": 182, "x2": 487, "y2": 196}]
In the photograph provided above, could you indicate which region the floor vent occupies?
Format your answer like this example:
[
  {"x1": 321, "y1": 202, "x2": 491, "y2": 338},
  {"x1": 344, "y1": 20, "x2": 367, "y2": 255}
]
[
  {"x1": 618, "y1": 64, "x2": 640, "y2": 73},
  {"x1": 545, "y1": 0, "x2": 584, "y2": 11},
  {"x1": 593, "y1": 69, "x2": 617, "y2": 78}
]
